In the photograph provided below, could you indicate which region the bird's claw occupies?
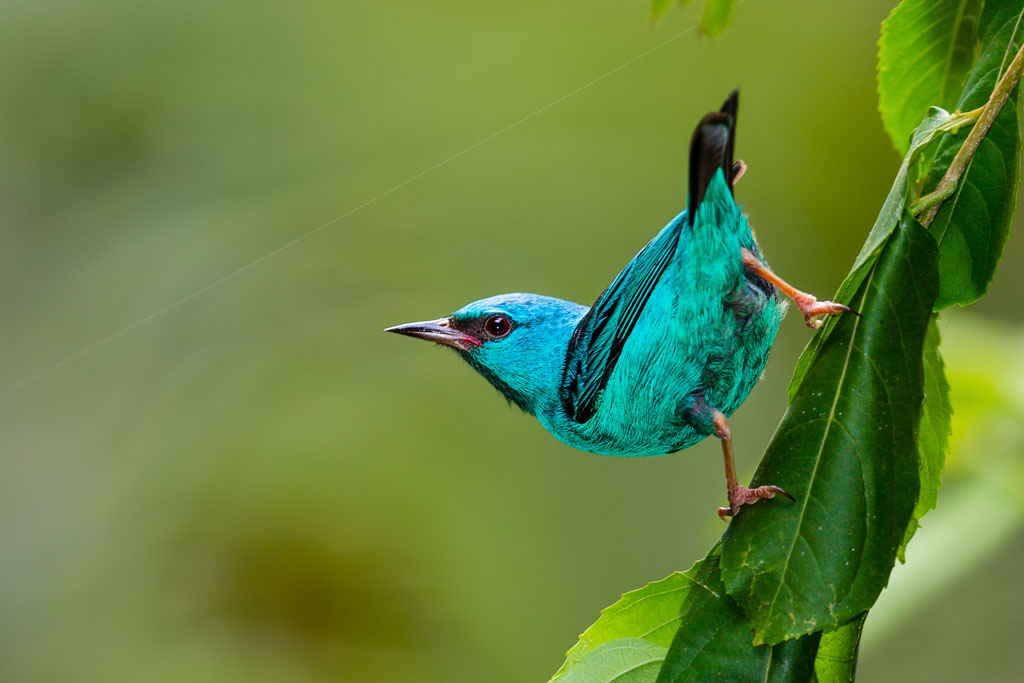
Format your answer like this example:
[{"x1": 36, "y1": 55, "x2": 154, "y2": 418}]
[
  {"x1": 794, "y1": 296, "x2": 855, "y2": 330},
  {"x1": 731, "y1": 159, "x2": 747, "y2": 184},
  {"x1": 718, "y1": 484, "x2": 794, "y2": 521}
]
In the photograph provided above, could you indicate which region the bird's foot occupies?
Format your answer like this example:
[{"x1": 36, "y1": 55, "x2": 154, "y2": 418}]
[
  {"x1": 791, "y1": 293, "x2": 856, "y2": 330},
  {"x1": 717, "y1": 484, "x2": 794, "y2": 520},
  {"x1": 739, "y1": 248, "x2": 857, "y2": 329}
]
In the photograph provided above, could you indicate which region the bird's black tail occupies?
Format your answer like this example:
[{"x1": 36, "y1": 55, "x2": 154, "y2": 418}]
[{"x1": 687, "y1": 89, "x2": 739, "y2": 224}]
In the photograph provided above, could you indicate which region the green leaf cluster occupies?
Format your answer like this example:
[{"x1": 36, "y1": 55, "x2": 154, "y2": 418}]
[
  {"x1": 922, "y1": 1, "x2": 1024, "y2": 308},
  {"x1": 551, "y1": 0, "x2": 1024, "y2": 680}
]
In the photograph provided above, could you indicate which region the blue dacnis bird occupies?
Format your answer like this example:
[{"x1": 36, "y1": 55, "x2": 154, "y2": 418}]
[{"x1": 387, "y1": 91, "x2": 852, "y2": 519}]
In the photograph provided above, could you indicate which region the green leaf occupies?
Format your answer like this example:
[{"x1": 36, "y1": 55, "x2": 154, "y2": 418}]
[
  {"x1": 655, "y1": 555, "x2": 821, "y2": 682},
  {"x1": 656, "y1": 556, "x2": 765, "y2": 681},
  {"x1": 719, "y1": 215, "x2": 940, "y2": 645},
  {"x1": 550, "y1": 567, "x2": 700, "y2": 680},
  {"x1": 765, "y1": 635, "x2": 823, "y2": 682},
  {"x1": 863, "y1": 311, "x2": 1024, "y2": 645},
  {"x1": 650, "y1": 0, "x2": 735, "y2": 36},
  {"x1": 877, "y1": 0, "x2": 980, "y2": 155},
  {"x1": 898, "y1": 316, "x2": 951, "y2": 561},
  {"x1": 551, "y1": 553, "x2": 733, "y2": 681},
  {"x1": 650, "y1": 0, "x2": 696, "y2": 24},
  {"x1": 787, "y1": 107, "x2": 953, "y2": 400},
  {"x1": 701, "y1": 0, "x2": 738, "y2": 37},
  {"x1": 924, "y1": 1, "x2": 1024, "y2": 308},
  {"x1": 813, "y1": 614, "x2": 867, "y2": 683},
  {"x1": 551, "y1": 551, "x2": 820, "y2": 682},
  {"x1": 650, "y1": 0, "x2": 677, "y2": 23},
  {"x1": 553, "y1": 639, "x2": 668, "y2": 683}
]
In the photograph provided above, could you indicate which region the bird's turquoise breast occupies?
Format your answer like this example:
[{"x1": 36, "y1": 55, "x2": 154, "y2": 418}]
[{"x1": 539, "y1": 185, "x2": 784, "y2": 456}]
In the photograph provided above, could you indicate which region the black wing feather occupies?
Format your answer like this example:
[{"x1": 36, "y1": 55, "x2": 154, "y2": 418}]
[{"x1": 561, "y1": 224, "x2": 681, "y2": 423}]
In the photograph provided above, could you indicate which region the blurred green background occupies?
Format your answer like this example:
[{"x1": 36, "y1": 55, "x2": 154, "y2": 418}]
[{"x1": 1, "y1": 0, "x2": 1022, "y2": 681}]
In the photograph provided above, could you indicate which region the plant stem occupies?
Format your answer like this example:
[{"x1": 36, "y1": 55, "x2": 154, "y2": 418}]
[{"x1": 913, "y1": 42, "x2": 1024, "y2": 227}]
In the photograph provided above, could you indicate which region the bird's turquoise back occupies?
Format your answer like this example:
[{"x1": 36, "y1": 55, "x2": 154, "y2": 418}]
[{"x1": 537, "y1": 170, "x2": 784, "y2": 456}]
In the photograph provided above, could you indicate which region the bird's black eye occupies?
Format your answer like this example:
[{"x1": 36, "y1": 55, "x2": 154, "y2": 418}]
[{"x1": 484, "y1": 315, "x2": 512, "y2": 339}]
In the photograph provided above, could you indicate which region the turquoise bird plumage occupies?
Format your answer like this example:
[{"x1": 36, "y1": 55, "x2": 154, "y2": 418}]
[{"x1": 387, "y1": 91, "x2": 851, "y2": 518}]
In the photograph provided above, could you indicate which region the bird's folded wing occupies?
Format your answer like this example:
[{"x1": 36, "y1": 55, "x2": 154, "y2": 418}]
[{"x1": 560, "y1": 218, "x2": 683, "y2": 423}]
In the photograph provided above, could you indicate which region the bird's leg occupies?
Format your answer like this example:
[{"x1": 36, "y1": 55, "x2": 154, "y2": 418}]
[
  {"x1": 713, "y1": 410, "x2": 793, "y2": 521},
  {"x1": 740, "y1": 248, "x2": 854, "y2": 330}
]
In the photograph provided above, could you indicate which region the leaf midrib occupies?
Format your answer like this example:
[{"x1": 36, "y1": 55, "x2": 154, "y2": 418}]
[
  {"x1": 995, "y1": 8, "x2": 1024, "y2": 79},
  {"x1": 937, "y1": 0, "x2": 975, "y2": 107},
  {"x1": 761, "y1": 646, "x2": 773, "y2": 683}
]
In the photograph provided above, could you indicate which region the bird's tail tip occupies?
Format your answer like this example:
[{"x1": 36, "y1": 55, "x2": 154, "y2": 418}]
[
  {"x1": 720, "y1": 88, "x2": 739, "y2": 118},
  {"x1": 688, "y1": 89, "x2": 740, "y2": 218}
]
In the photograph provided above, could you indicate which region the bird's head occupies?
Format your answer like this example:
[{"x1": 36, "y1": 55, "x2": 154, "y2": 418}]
[{"x1": 386, "y1": 293, "x2": 587, "y2": 414}]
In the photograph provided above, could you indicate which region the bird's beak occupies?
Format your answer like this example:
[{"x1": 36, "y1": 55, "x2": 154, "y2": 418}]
[{"x1": 384, "y1": 317, "x2": 482, "y2": 351}]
